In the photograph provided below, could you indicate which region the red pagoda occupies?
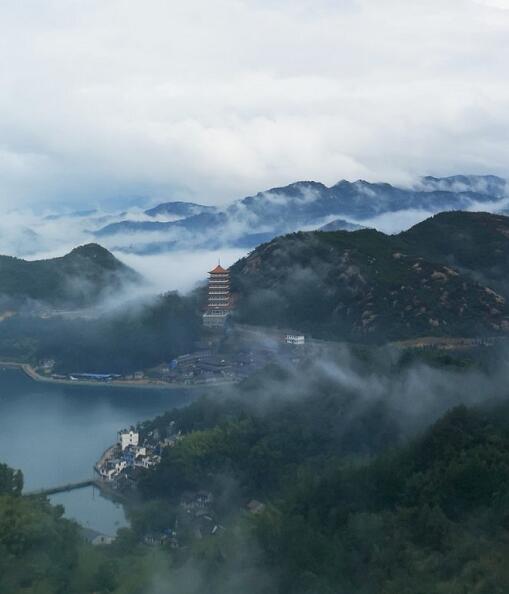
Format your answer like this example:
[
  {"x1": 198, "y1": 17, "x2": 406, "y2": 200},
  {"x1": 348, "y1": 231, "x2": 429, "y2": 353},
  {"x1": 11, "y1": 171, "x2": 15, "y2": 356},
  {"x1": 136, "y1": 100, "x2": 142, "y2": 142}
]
[{"x1": 203, "y1": 263, "x2": 232, "y2": 328}]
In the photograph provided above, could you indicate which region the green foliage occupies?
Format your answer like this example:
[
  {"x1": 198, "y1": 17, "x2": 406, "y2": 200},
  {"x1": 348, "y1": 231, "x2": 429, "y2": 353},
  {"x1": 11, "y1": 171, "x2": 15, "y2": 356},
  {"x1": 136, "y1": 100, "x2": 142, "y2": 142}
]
[
  {"x1": 0, "y1": 292, "x2": 201, "y2": 373},
  {"x1": 0, "y1": 493, "x2": 79, "y2": 593},
  {"x1": 0, "y1": 243, "x2": 139, "y2": 307},
  {"x1": 251, "y1": 405, "x2": 509, "y2": 593},
  {"x1": 138, "y1": 387, "x2": 402, "y2": 501},
  {"x1": 231, "y1": 212, "x2": 509, "y2": 341},
  {"x1": 0, "y1": 462, "x2": 23, "y2": 495},
  {"x1": 400, "y1": 211, "x2": 509, "y2": 295}
]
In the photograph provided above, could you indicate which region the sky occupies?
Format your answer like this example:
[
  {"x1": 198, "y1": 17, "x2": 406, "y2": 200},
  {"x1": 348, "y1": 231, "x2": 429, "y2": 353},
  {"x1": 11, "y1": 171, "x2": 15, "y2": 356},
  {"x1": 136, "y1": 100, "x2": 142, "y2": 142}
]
[{"x1": 1, "y1": 0, "x2": 509, "y2": 211}]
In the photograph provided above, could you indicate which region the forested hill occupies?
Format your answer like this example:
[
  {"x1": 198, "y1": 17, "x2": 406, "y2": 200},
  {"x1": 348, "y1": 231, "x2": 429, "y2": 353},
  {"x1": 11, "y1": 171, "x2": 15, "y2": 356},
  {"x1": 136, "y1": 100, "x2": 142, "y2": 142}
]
[
  {"x1": 400, "y1": 211, "x2": 509, "y2": 292},
  {"x1": 0, "y1": 243, "x2": 140, "y2": 306},
  {"x1": 133, "y1": 353, "x2": 509, "y2": 594},
  {"x1": 231, "y1": 211, "x2": 509, "y2": 342}
]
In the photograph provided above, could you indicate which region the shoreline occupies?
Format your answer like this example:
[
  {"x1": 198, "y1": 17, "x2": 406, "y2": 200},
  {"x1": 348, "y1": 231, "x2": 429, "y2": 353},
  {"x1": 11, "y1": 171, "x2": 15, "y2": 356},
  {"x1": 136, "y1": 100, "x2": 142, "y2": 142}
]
[{"x1": 0, "y1": 361, "x2": 237, "y2": 391}]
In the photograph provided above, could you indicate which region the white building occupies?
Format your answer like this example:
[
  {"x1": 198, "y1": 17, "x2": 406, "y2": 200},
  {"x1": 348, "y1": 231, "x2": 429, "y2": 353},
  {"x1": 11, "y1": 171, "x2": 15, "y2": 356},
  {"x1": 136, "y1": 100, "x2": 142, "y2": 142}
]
[
  {"x1": 99, "y1": 459, "x2": 127, "y2": 480},
  {"x1": 119, "y1": 430, "x2": 139, "y2": 451},
  {"x1": 284, "y1": 334, "x2": 305, "y2": 345},
  {"x1": 135, "y1": 454, "x2": 161, "y2": 469}
]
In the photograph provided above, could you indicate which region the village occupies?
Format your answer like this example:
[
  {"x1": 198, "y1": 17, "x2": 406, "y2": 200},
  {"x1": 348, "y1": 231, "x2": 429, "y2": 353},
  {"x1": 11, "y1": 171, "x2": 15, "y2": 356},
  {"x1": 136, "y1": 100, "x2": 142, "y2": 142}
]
[
  {"x1": 94, "y1": 424, "x2": 266, "y2": 549},
  {"x1": 34, "y1": 262, "x2": 309, "y2": 388}
]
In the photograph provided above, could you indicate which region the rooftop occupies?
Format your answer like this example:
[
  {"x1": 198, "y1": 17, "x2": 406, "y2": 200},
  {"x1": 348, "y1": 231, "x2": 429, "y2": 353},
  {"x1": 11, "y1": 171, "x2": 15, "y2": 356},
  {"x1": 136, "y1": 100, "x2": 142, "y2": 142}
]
[{"x1": 209, "y1": 264, "x2": 228, "y2": 274}]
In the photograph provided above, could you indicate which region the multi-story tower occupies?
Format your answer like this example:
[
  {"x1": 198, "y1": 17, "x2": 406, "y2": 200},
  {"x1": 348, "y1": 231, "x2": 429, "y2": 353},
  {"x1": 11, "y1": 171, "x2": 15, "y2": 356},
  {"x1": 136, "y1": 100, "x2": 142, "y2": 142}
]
[{"x1": 203, "y1": 264, "x2": 232, "y2": 328}]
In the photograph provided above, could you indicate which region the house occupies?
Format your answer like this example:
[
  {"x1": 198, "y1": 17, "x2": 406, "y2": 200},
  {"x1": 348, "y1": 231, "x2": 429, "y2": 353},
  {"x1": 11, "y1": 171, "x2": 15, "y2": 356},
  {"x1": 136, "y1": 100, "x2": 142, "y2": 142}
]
[
  {"x1": 39, "y1": 359, "x2": 55, "y2": 372},
  {"x1": 81, "y1": 528, "x2": 114, "y2": 545},
  {"x1": 284, "y1": 334, "x2": 305, "y2": 345},
  {"x1": 92, "y1": 534, "x2": 115, "y2": 546},
  {"x1": 118, "y1": 429, "x2": 139, "y2": 451},
  {"x1": 99, "y1": 459, "x2": 127, "y2": 480},
  {"x1": 135, "y1": 454, "x2": 161, "y2": 469}
]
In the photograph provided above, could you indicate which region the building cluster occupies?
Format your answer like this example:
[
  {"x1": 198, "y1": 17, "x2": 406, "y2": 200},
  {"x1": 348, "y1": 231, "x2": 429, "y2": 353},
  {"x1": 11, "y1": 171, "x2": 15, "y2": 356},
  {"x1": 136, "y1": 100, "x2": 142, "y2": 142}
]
[
  {"x1": 143, "y1": 489, "x2": 223, "y2": 549},
  {"x1": 283, "y1": 334, "x2": 306, "y2": 345},
  {"x1": 148, "y1": 347, "x2": 276, "y2": 385},
  {"x1": 37, "y1": 262, "x2": 310, "y2": 390},
  {"x1": 96, "y1": 428, "x2": 177, "y2": 482}
]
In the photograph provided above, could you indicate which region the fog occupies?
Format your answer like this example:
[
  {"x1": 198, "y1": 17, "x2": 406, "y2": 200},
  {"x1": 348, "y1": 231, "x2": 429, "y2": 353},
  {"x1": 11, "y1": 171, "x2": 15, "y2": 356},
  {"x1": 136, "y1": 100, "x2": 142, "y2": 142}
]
[{"x1": 119, "y1": 248, "x2": 247, "y2": 294}]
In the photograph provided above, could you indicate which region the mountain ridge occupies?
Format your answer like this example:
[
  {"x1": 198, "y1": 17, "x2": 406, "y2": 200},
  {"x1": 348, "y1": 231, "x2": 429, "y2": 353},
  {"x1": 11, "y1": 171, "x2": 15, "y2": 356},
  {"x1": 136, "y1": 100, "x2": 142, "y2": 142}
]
[
  {"x1": 0, "y1": 243, "x2": 140, "y2": 306},
  {"x1": 230, "y1": 211, "x2": 509, "y2": 342},
  {"x1": 91, "y1": 175, "x2": 509, "y2": 253}
]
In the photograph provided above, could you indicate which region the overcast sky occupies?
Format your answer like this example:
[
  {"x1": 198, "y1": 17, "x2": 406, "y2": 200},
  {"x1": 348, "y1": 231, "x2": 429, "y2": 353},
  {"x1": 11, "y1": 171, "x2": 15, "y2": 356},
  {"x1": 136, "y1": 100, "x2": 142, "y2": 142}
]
[{"x1": 1, "y1": 0, "x2": 509, "y2": 210}]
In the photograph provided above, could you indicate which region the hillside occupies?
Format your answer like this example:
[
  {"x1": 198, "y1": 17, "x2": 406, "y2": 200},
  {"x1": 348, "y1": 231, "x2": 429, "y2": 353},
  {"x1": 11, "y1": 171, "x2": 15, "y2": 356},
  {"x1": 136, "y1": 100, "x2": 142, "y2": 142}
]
[
  {"x1": 145, "y1": 201, "x2": 216, "y2": 218},
  {"x1": 134, "y1": 357, "x2": 509, "y2": 594},
  {"x1": 318, "y1": 218, "x2": 364, "y2": 231},
  {"x1": 231, "y1": 211, "x2": 509, "y2": 341},
  {"x1": 0, "y1": 243, "x2": 140, "y2": 306},
  {"x1": 400, "y1": 211, "x2": 509, "y2": 296}
]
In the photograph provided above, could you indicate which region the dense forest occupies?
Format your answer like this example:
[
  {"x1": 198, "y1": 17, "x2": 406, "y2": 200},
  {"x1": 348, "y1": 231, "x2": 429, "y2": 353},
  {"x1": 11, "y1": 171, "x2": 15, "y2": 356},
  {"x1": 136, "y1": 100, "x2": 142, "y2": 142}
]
[
  {"x1": 3, "y1": 346, "x2": 509, "y2": 593},
  {"x1": 0, "y1": 244, "x2": 140, "y2": 307},
  {"x1": 0, "y1": 292, "x2": 201, "y2": 373},
  {"x1": 129, "y1": 349, "x2": 509, "y2": 593},
  {"x1": 231, "y1": 211, "x2": 509, "y2": 341}
]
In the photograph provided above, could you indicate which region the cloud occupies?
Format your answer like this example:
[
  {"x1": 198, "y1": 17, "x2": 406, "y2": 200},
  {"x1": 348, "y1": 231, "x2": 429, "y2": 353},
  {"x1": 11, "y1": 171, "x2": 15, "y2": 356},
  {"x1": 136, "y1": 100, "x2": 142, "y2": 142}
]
[
  {"x1": 0, "y1": 0, "x2": 508, "y2": 210},
  {"x1": 475, "y1": 0, "x2": 509, "y2": 8},
  {"x1": 119, "y1": 248, "x2": 247, "y2": 295}
]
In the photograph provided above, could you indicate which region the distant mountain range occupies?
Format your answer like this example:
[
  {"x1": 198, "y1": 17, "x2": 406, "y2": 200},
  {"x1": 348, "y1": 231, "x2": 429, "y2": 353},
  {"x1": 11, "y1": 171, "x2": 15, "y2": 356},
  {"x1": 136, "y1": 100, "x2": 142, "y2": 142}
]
[
  {"x1": 230, "y1": 211, "x2": 509, "y2": 342},
  {"x1": 0, "y1": 244, "x2": 140, "y2": 307},
  {"x1": 3, "y1": 210, "x2": 509, "y2": 344},
  {"x1": 144, "y1": 201, "x2": 216, "y2": 218},
  {"x1": 90, "y1": 175, "x2": 509, "y2": 254}
]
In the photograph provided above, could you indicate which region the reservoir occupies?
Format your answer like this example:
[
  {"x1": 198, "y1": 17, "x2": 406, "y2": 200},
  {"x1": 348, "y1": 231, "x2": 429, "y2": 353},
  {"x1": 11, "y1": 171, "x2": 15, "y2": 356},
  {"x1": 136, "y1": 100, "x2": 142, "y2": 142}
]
[{"x1": 0, "y1": 367, "x2": 202, "y2": 535}]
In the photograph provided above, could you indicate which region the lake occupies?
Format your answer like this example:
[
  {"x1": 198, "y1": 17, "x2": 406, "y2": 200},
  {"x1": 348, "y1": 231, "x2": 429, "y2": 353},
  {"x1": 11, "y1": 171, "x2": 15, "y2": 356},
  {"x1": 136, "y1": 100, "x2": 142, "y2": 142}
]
[{"x1": 0, "y1": 368, "x2": 203, "y2": 535}]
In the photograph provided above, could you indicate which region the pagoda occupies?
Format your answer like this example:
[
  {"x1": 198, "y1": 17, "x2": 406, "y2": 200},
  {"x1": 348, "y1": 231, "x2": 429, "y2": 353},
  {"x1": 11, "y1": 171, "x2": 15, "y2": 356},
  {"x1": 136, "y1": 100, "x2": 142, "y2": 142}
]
[{"x1": 202, "y1": 263, "x2": 232, "y2": 328}]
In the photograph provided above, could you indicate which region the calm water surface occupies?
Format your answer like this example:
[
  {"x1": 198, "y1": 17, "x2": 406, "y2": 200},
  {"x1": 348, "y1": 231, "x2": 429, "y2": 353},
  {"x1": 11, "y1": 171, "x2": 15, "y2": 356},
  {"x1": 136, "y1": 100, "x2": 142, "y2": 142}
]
[{"x1": 0, "y1": 368, "x2": 202, "y2": 535}]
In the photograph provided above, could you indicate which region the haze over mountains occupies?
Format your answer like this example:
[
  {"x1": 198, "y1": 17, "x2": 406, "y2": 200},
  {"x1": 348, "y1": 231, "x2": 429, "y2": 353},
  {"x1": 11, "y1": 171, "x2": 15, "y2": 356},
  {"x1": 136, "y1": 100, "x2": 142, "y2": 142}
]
[
  {"x1": 0, "y1": 244, "x2": 139, "y2": 308},
  {"x1": 3, "y1": 175, "x2": 508, "y2": 264},
  {"x1": 1, "y1": 208, "x2": 509, "y2": 345},
  {"x1": 91, "y1": 174, "x2": 509, "y2": 254}
]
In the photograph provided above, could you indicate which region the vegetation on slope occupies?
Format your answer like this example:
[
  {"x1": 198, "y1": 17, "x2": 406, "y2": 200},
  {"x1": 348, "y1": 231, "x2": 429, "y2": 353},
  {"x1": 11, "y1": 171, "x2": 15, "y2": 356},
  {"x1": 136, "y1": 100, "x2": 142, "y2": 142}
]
[
  {"x1": 400, "y1": 211, "x2": 509, "y2": 296},
  {"x1": 133, "y1": 353, "x2": 509, "y2": 594},
  {"x1": 0, "y1": 244, "x2": 140, "y2": 307},
  {"x1": 0, "y1": 292, "x2": 201, "y2": 373},
  {"x1": 231, "y1": 212, "x2": 509, "y2": 341}
]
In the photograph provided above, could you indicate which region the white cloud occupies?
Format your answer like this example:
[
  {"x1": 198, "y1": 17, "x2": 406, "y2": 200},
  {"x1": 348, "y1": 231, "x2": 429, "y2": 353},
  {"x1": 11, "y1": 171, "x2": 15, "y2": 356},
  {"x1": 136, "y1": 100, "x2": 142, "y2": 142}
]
[
  {"x1": 474, "y1": 0, "x2": 509, "y2": 9},
  {"x1": 0, "y1": 0, "x2": 508, "y2": 210},
  {"x1": 118, "y1": 248, "x2": 247, "y2": 294}
]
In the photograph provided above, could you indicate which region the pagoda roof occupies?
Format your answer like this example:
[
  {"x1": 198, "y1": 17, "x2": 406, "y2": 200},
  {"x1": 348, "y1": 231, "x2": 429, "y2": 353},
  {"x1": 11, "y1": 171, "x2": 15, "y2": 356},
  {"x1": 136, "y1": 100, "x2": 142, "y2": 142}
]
[{"x1": 209, "y1": 264, "x2": 228, "y2": 274}]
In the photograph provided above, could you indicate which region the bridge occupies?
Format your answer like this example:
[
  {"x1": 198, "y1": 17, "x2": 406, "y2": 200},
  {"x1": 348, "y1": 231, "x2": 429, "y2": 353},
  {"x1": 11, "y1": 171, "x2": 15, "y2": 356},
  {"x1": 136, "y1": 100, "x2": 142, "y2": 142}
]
[{"x1": 24, "y1": 479, "x2": 101, "y2": 497}]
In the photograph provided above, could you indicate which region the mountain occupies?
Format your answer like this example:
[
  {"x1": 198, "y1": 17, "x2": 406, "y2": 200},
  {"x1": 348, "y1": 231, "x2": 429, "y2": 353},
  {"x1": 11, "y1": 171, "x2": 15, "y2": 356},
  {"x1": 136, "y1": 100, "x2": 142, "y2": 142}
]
[
  {"x1": 95, "y1": 212, "x2": 226, "y2": 238},
  {"x1": 230, "y1": 211, "x2": 509, "y2": 341},
  {"x1": 227, "y1": 178, "x2": 503, "y2": 227},
  {"x1": 0, "y1": 243, "x2": 140, "y2": 306},
  {"x1": 318, "y1": 218, "x2": 365, "y2": 232},
  {"x1": 400, "y1": 211, "x2": 509, "y2": 297},
  {"x1": 91, "y1": 175, "x2": 509, "y2": 254},
  {"x1": 416, "y1": 174, "x2": 507, "y2": 197},
  {"x1": 144, "y1": 201, "x2": 216, "y2": 218}
]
